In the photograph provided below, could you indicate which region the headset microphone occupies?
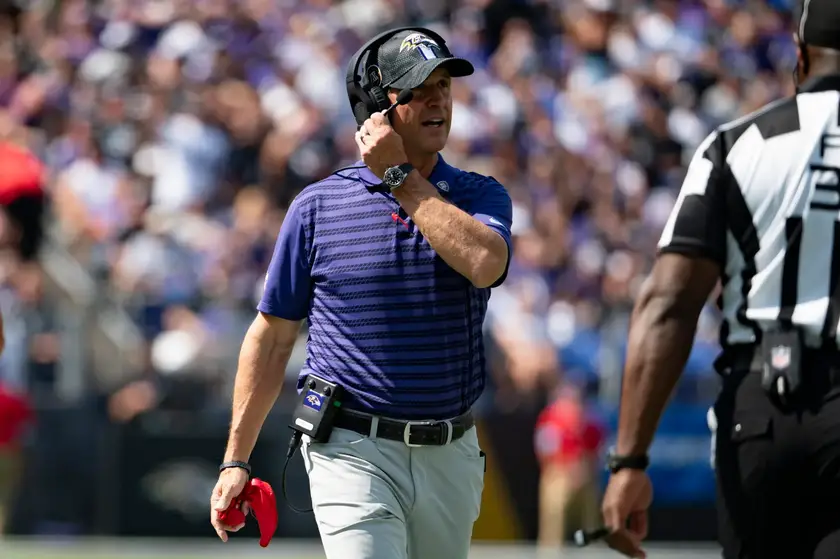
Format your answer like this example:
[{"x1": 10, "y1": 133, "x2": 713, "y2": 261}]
[
  {"x1": 358, "y1": 90, "x2": 413, "y2": 130},
  {"x1": 384, "y1": 89, "x2": 414, "y2": 116}
]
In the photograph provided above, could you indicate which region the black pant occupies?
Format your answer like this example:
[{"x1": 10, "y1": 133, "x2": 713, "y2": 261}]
[{"x1": 714, "y1": 349, "x2": 840, "y2": 558}]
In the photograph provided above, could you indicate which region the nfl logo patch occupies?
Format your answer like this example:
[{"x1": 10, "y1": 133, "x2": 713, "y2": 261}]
[
  {"x1": 436, "y1": 181, "x2": 449, "y2": 192},
  {"x1": 771, "y1": 345, "x2": 791, "y2": 370}
]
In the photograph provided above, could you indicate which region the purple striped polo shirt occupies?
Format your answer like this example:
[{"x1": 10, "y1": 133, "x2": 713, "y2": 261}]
[{"x1": 258, "y1": 155, "x2": 512, "y2": 420}]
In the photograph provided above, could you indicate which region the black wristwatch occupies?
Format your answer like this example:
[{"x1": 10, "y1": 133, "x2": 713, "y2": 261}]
[
  {"x1": 382, "y1": 163, "x2": 414, "y2": 191},
  {"x1": 606, "y1": 449, "x2": 649, "y2": 474}
]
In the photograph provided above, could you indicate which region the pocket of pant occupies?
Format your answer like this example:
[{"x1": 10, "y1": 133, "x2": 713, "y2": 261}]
[
  {"x1": 729, "y1": 415, "x2": 773, "y2": 491},
  {"x1": 451, "y1": 427, "x2": 484, "y2": 460},
  {"x1": 302, "y1": 428, "x2": 379, "y2": 476},
  {"x1": 306, "y1": 427, "x2": 370, "y2": 454},
  {"x1": 730, "y1": 415, "x2": 772, "y2": 442}
]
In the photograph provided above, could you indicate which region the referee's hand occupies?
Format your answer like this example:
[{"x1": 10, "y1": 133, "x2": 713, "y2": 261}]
[
  {"x1": 601, "y1": 469, "x2": 653, "y2": 558},
  {"x1": 210, "y1": 467, "x2": 249, "y2": 542}
]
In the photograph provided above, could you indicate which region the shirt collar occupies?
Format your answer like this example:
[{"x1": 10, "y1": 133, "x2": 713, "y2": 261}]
[
  {"x1": 799, "y1": 73, "x2": 840, "y2": 94},
  {"x1": 356, "y1": 154, "x2": 457, "y2": 194}
]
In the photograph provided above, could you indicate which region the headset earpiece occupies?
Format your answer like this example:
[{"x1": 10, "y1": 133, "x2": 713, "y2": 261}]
[
  {"x1": 352, "y1": 103, "x2": 369, "y2": 127},
  {"x1": 364, "y1": 66, "x2": 391, "y2": 116},
  {"x1": 366, "y1": 87, "x2": 390, "y2": 117}
]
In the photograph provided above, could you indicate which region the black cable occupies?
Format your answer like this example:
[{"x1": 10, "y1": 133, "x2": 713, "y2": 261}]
[
  {"x1": 281, "y1": 431, "x2": 313, "y2": 514},
  {"x1": 332, "y1": 164, "x2": 368, "y2": 181}
]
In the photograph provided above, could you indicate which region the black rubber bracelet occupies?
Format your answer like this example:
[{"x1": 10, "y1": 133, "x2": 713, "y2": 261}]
[{"x1": 219, "y1": 460, "x2": 251, "y2": 475}]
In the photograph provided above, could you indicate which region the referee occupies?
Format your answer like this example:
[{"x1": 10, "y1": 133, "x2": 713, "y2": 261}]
[
  {"x1": 209, "y1": 27, "x2": 512, "y2": 559},
  {"x1": 600, "y1": 2, "x2": 840, "y2": 558}
]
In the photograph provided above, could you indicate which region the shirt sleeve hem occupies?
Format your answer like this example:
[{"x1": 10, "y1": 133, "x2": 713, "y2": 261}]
[
  {"x1": 488, "y1": 228, "x2": 512, "y2": 288},
  {"x1": 657, "y1": 242, "x2": 725, "y2": 267},
  {"x1": 256, "y1": 302, "x2": 308, "y2": 321}
]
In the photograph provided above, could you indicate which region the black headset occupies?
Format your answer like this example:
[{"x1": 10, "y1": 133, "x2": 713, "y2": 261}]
[{"x1": 345, "y1": 26, "x2": 452, "y2": 126}]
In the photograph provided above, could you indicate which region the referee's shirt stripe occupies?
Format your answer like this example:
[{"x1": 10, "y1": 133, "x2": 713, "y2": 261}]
[
  {"x1": 658, "y1": 75, "x2": 840, "y2": 353},
  {"x1": 779, "y1": 216, "x2": 803, "y2": 327},
  {"x1": 822, "y1": 221, "x2": 840, "y2": 340}
]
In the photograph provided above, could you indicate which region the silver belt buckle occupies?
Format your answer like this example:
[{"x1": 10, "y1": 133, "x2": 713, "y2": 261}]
[{"x1": 402, "y1": 419, "x2": 454, "y2": 447}]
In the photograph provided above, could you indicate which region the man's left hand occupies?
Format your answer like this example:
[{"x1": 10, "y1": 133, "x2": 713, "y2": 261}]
[{"x1": 355, "y1": 112, "x2": 409, "y2": 179}]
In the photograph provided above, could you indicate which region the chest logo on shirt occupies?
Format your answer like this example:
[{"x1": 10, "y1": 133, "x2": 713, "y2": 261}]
[{"x1": 436, "y1": 180, "x2": 450, "y2": 192}]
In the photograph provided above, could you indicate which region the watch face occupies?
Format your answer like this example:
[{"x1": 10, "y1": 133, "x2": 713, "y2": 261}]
[{"x1": 383, "y1": 167, "x2": 405, "y2": 187}]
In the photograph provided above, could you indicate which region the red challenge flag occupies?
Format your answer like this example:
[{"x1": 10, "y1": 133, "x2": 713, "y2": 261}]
[{"x1": 217, "y1": 478, "x2": 279, "y2": 547}]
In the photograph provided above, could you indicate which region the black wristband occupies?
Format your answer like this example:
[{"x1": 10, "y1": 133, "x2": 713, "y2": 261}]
[
  {"x1": 606, "y1": 451, "x2": 649, "y2": 474},
  {"x1": 219, "y1": 460, "x2": 252, "y2": 475}
]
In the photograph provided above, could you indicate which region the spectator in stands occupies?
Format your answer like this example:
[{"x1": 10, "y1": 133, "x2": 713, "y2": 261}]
[
  {"x1": 534, "y1": 381, "x2": 606, "y2": 551},
  {"x1": 0, "y1": 382, "x2": 32, "y2": 534},
  {"x1": 0, "y1": 132, "x2": 46, "y2": 265},
  {"x1": 0, "y1": 41, "x2": 45, "y2": 532}
]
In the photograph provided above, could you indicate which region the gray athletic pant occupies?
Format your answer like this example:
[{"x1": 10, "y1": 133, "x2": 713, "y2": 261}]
[{"x1": 301, "y1": 423, "x2": 486, "y2": 559}]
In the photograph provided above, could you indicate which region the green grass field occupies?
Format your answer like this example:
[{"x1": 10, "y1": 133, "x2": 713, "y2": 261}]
[{"x1": 0, "y1": 538, "x2": 723, "y2": 559}]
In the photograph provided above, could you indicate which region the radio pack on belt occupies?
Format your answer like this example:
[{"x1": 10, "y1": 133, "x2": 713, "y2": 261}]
[
  {"x1": 281, "y1": 374, "x2": 345, "y2": 515},
  {"x1": 761, "y1": 326, "x2": 803, "y2": 402},
  {"x1": 289, "y1": 374, "x2": 345, "y2": 443}
]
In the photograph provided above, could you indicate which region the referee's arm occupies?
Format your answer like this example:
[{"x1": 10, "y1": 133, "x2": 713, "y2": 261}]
[
  {"x1": 614, "y1": 131, "x2": 727, "y2": 457},
  {"x1": 223, "y1": 197, "x2": 312, "y2": 464}
]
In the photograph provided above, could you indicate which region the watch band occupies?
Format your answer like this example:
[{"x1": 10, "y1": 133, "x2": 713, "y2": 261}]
[
  {"x1": 606, "y1": 452, "x2": 649, "y2": 474},
  {"x1": 219, "y1": 460, "x2": 252, "y2": 475}
]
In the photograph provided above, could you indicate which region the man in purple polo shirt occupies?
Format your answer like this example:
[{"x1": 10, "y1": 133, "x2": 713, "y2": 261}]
[{"x1": 210, "y1": 27, "x2": 512, "y2": 558}]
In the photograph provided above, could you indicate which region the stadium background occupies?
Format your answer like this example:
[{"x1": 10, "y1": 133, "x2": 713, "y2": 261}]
[{"x1": 0, "y1": 0, "x2": 799, "y2": 555}]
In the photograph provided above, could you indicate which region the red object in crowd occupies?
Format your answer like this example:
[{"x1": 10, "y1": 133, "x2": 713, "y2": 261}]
[
  {"x1": 534, "y1": 392, "x2": 605, "y2": 466},
  {"x1": 0, "y1": 142, "x2": 45, "y2": 205},
  {"x1": 217, "y1": 478, "x2": 278, "y2": 548},
  {"x1": 0, "y1": 383, "x2": 34, "y2": 449}
]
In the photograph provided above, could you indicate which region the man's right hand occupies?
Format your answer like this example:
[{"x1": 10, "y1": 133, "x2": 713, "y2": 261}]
[{"x1": 210, "y1": 467, "x2": 250, "y2": 542}]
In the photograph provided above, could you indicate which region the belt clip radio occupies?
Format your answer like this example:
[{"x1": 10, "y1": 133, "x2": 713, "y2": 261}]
[
  {"x1": 282, "y1": 374, "x2": 344, "y2": 515},
  {"x1": 760, "y1": 326, "x2": 803, "y2": 402},
  {"x1": 289, "y1": 374, "x2": 344, "y2": 443}
]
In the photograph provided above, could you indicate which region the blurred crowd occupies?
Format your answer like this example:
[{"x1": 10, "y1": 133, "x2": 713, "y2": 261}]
[
  {"x1": 0, "y1": 0, "x2": 804, "y2": 538},
  {"x1": 2, "y1": 0, "x2": 803, "y2": 413}
]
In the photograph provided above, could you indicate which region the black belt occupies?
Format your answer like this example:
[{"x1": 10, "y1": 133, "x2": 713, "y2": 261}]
[
  {"x1": 334, "y1": 409, "x2": 474, "y2": 447},
  {"x1": 715, "y1": 344, "x2": 840, "y2": 372},
  {"x1": 719, "y1": 344, "x2": 840, "y2": 384}
]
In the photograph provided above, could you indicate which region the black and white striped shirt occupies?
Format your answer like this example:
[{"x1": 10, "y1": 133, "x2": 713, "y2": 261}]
[{"x1": 658, "y1": 74, "x2": 840, "y2": 350}]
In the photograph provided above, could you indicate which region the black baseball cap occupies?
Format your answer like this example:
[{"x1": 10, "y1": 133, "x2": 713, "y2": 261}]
[
  {"x1": 375, "y1": 30, "x2": 474, "y2": 90},
  {"x1": 799, "y1": 0, "x2": 840, "y2": 50}
]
